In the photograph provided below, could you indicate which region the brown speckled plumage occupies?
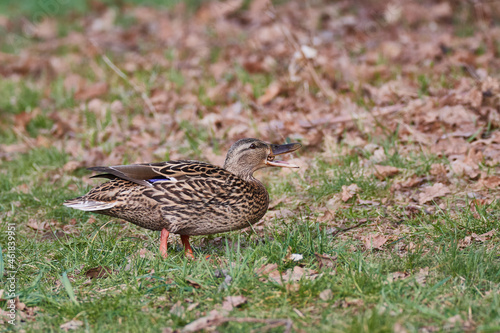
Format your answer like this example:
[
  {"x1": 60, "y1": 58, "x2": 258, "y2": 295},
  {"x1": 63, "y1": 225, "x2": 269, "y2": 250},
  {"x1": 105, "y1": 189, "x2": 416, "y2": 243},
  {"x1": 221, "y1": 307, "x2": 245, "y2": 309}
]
[{"x1": 64, "y1": 138, "x2": 301, "y2": 257}]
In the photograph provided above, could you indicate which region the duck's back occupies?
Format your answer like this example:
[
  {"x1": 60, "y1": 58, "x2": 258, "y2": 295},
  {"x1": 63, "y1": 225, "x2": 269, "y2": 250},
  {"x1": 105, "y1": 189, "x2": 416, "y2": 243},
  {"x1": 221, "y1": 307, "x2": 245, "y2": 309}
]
[{"x1": 64, "y1": 161, "x2": 269, "y2": 235}]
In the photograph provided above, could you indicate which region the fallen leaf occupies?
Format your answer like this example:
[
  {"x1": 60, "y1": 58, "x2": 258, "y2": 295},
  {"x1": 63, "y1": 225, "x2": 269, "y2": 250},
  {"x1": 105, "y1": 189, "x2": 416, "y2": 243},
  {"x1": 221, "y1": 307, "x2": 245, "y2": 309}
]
[
  {"x1": 447, "y1": 314, "x2": 462, "y2": 325},
  {"x1": 74, "y1": 82, "x2": 109, "y2": 101},
  {"x1": 333, "y1": 297, "x2": 364, "y2": 308},
  {"x1": 254, "y1": 263, "x2": 278, "y2": 276},
  {"x1": 393, "y1": 322, "x2": 408, "y2": 333},
  {"x1": 477, "y1": 229, "x2": 496, "y2": 240},
  {"x1": 186, "y1": 302, "x2": 199, "y2": 312},
  {"x1": 362, "y1": 234, "x2": 388, "y2": 250},
  {"x1": 460, "y1": 230, "x2": 496, "y2": 247},
  {"x1": 414, "y1": 267, "x2": 429, "y2": 286},
  {"x1": 27, "y1": 219, "x2": 55, "y2": 231},
  {"x1": 182, "y1": 310, "x2": 223, "y2": 332},
  {"x1": 267, "y1": 266, "x2": 319, "y2": 285},
  {"x1": 60, "y1": 320, "x2": 83, "y2": 331},
  {"x1": 221, "y1": 295, "x2": 247, "y2": 312},
  {"x1": 341, "y1": 184, "x2": 360, "y2": 202},
  {"x1": 63, "y1": 161, "x2": 81, "y2": 173},
  {"x1": 400, "y1": 175, "x2": 425, "y2": 188},
  {"x1": 136, "y1": 248, "x2": 154, "y2": 260},
  {"x1": 374, "y1": 165, "x2": 400, "y2": 180},
  {"x1": 185, "y1": 277, "x2": 201, "y2": 289},
  {"x1": 418, "y1": 183, "x2": 451, "y2": 204},
  {"x1": 319, "y1": 289, "x2": 333, "y2": 301},
  {"x1": 257, "y1": 81, "x2": 281, "y2": 104},
  {"x1": 459, "y1": 236, "x2": 473, "y2": 248},
  {"x1": 314, "y1": 253, "x2": 337, "y2": 269},
  {"x1": 430, "y1": 163, "x2": 448, "y2": 182},
  {"x1": 387, "y1": 271, "x2": 410, "y2": 283},
  {"x1": 477, "y1": 175, "x2": 500, "y2": 189},
  {"x1": 85, "y1": 266, "x2": 113, "y2": 279},
  {"x1": 15, "y1": 183, "x2": 30, "y2": 194},
  {"x1": 451, "y1": 160, "x2": 479, "y2": 179},
  {"x1": 170, "y1": 301, "x2": 185, "y2": 318}
]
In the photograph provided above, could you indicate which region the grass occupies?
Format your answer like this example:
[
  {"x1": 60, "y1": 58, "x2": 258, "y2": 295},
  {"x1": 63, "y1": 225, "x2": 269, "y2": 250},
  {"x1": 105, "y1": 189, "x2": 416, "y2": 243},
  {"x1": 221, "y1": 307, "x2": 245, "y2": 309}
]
[{"x1": 1, "y1": 142, "x2": 499, "y2": 332}]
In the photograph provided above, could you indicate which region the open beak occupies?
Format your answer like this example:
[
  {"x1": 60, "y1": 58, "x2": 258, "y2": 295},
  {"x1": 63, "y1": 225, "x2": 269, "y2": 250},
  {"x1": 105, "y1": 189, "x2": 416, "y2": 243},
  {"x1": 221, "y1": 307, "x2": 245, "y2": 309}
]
[{"x1": 265, "y1": 143, "x2": 302, "y2": 168}]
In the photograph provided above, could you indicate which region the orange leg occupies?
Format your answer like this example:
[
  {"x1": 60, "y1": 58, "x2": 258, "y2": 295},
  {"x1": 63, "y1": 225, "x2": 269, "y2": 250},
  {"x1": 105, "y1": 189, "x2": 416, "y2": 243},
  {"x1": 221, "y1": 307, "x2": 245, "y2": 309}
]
[
  {"x1": 181, "y1": 235, "x2": 195, "y2": 259},
  {"x1": 160, "y1": 228, "x2": 169, "y2": 258}
]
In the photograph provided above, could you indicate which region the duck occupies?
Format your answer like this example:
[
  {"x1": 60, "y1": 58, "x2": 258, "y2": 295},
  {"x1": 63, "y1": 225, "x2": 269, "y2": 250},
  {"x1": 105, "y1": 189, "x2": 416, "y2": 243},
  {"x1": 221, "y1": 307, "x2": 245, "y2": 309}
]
[{"x1": 64, "y1": 138, "x2": 302, "y2": 258}]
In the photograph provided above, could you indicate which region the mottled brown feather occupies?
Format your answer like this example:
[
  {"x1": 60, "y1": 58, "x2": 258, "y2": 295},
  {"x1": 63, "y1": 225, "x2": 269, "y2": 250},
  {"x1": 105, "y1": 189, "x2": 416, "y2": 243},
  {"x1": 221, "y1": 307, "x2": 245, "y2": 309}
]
[{"x1": 64, "y1": 139, "x2": 300, "y2": 237}]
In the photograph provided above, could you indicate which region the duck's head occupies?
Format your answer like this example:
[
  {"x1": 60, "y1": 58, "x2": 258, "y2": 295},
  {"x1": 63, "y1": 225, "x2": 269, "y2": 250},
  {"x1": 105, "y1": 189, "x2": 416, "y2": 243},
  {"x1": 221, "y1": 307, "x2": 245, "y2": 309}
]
[{"x1": 223, "y1": 138, "x2": 302, "y2": 179}]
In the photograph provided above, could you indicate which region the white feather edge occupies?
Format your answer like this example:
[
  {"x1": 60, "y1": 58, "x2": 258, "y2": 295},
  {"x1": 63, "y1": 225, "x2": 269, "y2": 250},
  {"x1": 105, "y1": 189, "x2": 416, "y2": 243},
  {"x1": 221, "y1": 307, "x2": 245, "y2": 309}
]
[{"x1": 63, "y1": 200, "x2": 117, "y2": 211}]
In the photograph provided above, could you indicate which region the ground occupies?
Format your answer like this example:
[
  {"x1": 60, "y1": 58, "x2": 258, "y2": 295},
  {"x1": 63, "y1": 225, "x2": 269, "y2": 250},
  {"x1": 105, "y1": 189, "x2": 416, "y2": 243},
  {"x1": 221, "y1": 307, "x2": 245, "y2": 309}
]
[{"x1": 0, "y1": 0, "x2": 499, "y2": 332}]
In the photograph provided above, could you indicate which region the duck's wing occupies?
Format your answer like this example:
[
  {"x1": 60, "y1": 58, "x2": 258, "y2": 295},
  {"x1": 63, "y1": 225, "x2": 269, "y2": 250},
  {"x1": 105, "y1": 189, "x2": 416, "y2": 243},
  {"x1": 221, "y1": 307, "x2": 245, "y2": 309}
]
[{"x1": 88, "y1": 160, "x2": 236, "y2": 189}]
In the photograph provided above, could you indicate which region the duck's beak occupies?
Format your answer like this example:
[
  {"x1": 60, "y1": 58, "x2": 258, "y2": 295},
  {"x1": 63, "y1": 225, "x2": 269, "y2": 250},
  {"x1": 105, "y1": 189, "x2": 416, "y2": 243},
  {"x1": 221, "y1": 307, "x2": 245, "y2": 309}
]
[{"x1": 266, "y1": 143, "x2": 302, "y2": 168}]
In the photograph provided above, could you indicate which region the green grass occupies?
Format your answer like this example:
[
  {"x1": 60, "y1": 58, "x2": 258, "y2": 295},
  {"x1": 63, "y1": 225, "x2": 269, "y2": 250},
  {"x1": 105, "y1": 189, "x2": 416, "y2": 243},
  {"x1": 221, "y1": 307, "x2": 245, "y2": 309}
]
[{"x1": 1, "y1": 143, "x2": 499, "y2": 332}]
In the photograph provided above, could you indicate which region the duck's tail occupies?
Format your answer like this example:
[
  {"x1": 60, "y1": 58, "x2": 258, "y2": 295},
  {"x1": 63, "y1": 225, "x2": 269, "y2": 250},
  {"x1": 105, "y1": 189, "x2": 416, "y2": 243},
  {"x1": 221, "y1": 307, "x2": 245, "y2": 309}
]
[{"x1": 63, "y1": 198, "x2": 116, "y2": 211}]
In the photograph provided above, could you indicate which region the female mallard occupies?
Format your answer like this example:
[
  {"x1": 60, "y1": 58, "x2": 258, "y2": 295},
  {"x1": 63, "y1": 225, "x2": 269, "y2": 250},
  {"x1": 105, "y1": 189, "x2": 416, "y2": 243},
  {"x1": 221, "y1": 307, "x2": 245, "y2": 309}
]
[{"x1": 64, "y1": 138, "x2": 301, "y2": 258}]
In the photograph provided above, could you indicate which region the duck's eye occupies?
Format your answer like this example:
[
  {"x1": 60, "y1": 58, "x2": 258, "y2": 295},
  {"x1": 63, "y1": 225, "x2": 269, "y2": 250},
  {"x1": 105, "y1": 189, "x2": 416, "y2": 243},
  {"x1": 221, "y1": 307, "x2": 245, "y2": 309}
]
[{"x1": 249, "y1": 143, "x2": 256, "y2": 149}]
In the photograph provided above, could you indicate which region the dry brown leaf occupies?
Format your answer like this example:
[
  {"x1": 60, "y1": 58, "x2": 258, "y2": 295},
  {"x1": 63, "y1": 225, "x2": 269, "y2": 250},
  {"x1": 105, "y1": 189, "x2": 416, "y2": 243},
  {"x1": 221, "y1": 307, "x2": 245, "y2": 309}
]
[
  {"x1": 451, "y1": 160, "x2": 479, "y2": 179},
  {"x1": 33, "y1": 18, "x2": 58, "y2": 39},
  {"x1": 393, "y1": 322, "x2": 408, "y2": 333},
  {"x1": 387, "y1": 271, "x2": 410, "y2": 283},
  {"x1": 60, "y1": 319, "x2": 83, "y2": 331},
  {"x1": 314, "y1": 253, "x2": 337, "y2": 269},
  {"x1": 182, "y1": 310, "x2": 223, "y2": 332},
  {"x1": 459, "y1": 236, "x2": 473, "y2": 248},
  {"x1": 362, "y1": 234, "x2": 388, "y2": 250},
  {"x1": 319, "y1": 289, "x2": 333, "y2": 301},
  {"x1": 374, "y1": 165, "x2": 400, "y2": 180},
  {"x1": 14, "y1": 111, "x2": 37, "y2": 129},
  {"x1": 137, "y1": 248, "x2": 155, "y2": 260},
  {"x1": 333, "y1": 297, "x2": 364, "y2": 308},
  {"x1": 185, "y1": 277, "x2": 201, "y2": 289},
  {"x1": 15, "y1": 183, "x2": 30, "y2": 194},
  {"x1": 461, "y1": 230, "x2": 496, "y2": 247},
  {"x1": 477, "y1": 175, "x2": 500, "y2": 189},
  {"x1": 341, "y1": 184, "x2": 360, "y2": 202},
  {"x1": 254, "y1": 263, "x2": 278, "y2": 276},
  {"x1": 257, "y1": 81, "x2": 281, "y2": 104},
  {"x1": 418, "y1": 183, "x2": 451, "y2": 204},
  {"x1": 170, "y1": 301, "x2": 185, "y2": 318},
  {"x1": 63, "y1": 161, "x2": 81, "y2": 173},
  {"x1": 75, "y1": 82, "x2": 109, "y2": 101},
  {"x1": 400, "y1": 175, "x2": 425, "y2": 188},
  {"x1": 85, "y1": 266, "x2": 113, "y2": 279},
  {"x1": 268, "y1": 266, "x2": 319, "y2": 285},
  {"x1": 430, "y1": 163, "x2": 448, "y2": 182},
  {"x1": 414, "y1": 267, "x2": 429, "y2": 286},
  {"x1": 27, "y1": 219, "x2": 53, "y2": 231},
  {"x1": 221, "y1": 296, "x2": 247, "y2": 312},
  {"x1": 63, "y1": 74, "x2": 85, "y2": 92}
]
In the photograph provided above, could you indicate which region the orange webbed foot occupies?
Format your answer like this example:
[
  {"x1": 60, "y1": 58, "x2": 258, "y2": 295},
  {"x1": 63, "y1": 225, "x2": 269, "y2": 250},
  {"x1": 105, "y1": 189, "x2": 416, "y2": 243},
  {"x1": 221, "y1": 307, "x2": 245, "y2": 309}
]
[{"x1": 181, "y1": 235, "x2": 195, "y2": 259}]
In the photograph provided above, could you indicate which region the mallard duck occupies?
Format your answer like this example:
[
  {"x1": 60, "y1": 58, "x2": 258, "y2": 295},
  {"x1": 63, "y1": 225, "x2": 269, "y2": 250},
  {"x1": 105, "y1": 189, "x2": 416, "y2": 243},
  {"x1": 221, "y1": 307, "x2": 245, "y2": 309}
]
[{"x1": 64, "y1": 138, "x2": 301, "y2": 258}]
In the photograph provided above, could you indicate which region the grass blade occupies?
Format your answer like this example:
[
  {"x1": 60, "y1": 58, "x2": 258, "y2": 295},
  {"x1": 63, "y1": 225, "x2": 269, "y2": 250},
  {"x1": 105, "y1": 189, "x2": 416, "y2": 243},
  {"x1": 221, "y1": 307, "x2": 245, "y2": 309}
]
[
  {"x1": 61, "y1": 272, "x2": 79, "y2": 305},
  {"x1": 0, "y1": 244, "x2": 4, "y2": 278}
]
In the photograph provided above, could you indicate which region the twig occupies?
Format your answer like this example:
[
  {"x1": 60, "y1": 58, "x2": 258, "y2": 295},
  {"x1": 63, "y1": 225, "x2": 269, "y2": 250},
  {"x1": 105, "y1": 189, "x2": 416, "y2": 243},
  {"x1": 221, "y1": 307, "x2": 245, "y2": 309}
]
[
  {"x1": 182, "y1": 316, "x2": 292, "y2": 333},
  {"x1": 88, "y1": 38, "x2": 157, "y2": 116},
  {"x1": 266, "y1": 3, "x2": 338, "y2": 103},
  {"x1": 330, "y1": 219, "x2": 369, "y2": 238},
  {"x1": 12, "y1": 126, "x2": 37, "y2": 149}
]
